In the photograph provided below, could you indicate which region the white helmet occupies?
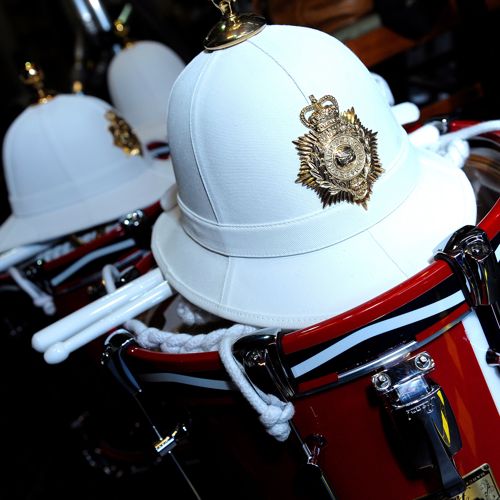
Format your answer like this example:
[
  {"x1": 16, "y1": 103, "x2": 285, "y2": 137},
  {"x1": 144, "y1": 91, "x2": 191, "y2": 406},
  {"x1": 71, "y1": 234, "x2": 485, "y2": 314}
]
[
  {"x1": 0, "y1": 93, "x2": 174, "y2": 253},
  {"x1": 107, "y1": 40, "x2": 186, "y2": 146},
  {"x1": 152, "y1": 24, "x2": 476, "y2": 329}
]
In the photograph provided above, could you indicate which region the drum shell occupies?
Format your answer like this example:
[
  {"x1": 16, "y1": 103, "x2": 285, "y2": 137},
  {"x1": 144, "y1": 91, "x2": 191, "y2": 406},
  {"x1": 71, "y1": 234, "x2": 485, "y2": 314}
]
[
  {"x1": 291, "y1": 320, "x2": 500, "y2": 500},
  {"x1": 125, "y1": 316, "x2": 500, "y2": 500},
  {"x1": 122, "y1": 189, "x2": 500, "y2": 498}
]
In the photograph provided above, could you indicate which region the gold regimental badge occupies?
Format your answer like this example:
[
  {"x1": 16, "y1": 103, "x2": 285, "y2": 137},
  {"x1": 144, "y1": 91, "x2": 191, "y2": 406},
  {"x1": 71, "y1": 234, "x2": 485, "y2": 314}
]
[
  {"x1": 105, "y1": 110, "x2": 142, "y2": 156},
  {"x1": 294, "y1": 95, "x2": 383, "y2": 209}
]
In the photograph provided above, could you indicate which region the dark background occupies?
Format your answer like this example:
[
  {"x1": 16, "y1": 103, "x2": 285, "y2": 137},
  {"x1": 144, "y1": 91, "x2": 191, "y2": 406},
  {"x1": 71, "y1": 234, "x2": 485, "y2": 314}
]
[
  {"x1": 1, "y1": 0, "x2": 500, "y2": 223},
  {"x1": 0, "y1": 0, "x2": 228, "y2": 224},
  {"x1": 0, "y1": 1, "x2": 499, "y2": 499}
]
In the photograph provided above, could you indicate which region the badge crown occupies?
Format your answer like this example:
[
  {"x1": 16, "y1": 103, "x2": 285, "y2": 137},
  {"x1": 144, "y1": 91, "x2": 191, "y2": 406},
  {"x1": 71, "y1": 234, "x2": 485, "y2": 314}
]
[
  {"x1": 300, "y1": 95, "x2": 339, "y2": 132},
  {"x1": 105, "y1": 110, "x2": 142, "y2": 157},
  {"x1": 294, "y1": 93, "x2": 384, "y2": 209}
]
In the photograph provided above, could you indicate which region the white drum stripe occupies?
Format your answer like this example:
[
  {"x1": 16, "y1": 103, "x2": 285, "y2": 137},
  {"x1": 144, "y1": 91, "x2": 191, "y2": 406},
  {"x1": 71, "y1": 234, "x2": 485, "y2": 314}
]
[
  {"x1": 50, "y1": 239, "x2": 135, "y2": 287},
  {"x1": 291, "y1": 290, "x2": 465, "y2": 378},
  {"x1": 462, "y1": 311, "x2": 500, "y2": 414},
  {"x1": 140, "y1": 372, "x2": 233, "y2": 391},
  {"x1": 151, "y1": 146, "x2": 170, "y2": 156}
]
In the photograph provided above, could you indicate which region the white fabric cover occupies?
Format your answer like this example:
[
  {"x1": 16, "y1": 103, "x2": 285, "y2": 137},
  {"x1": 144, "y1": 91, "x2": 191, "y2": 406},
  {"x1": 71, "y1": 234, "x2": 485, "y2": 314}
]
[
  {"x1": 0, "y1": 94, "x2": 174, "y2": 252},
  {"x1": 107, "y1": 40, "x2": 185, "y2": 144},
  {"x1": 152, "y1": 25, "x2": 477, "y2": 329}
]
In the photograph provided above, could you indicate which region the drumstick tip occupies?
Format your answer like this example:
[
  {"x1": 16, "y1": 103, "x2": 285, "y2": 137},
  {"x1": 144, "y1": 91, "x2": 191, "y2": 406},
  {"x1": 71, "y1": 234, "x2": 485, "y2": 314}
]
[
  {"x1": 44, "y1": 342, "x2": 69, "y2": 364},
  {"x1": 31, "y1": 333, "x2": 46, "y2": 352}
]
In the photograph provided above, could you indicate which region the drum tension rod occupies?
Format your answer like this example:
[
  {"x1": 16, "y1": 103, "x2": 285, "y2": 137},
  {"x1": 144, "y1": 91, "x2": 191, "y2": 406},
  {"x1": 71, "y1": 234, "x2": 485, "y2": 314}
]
[
  {"x1": 101, "y1": 329, "x2": 205, "y2": 500},
  {"x1": 101, "y1": 331, "x2": 189, "y2": 455},
  {"x1": 436, "y1": 225, "x2": 500, "y2": 366},
  {"x1": 100, "y1": 332, "x2": 203, "y2": 500}
]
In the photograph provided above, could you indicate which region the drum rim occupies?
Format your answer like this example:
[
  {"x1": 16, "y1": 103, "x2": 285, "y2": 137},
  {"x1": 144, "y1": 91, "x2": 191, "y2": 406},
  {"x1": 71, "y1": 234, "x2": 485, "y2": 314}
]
[{"x1": 129, "y1": 198, "x2": 499, "y2": 365}]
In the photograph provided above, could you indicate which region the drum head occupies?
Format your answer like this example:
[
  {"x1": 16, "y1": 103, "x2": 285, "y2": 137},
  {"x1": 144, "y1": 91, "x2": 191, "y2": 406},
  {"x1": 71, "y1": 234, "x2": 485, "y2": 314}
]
[{"x1": 464, "y1": 133, "x2": 500, "y2": 220}]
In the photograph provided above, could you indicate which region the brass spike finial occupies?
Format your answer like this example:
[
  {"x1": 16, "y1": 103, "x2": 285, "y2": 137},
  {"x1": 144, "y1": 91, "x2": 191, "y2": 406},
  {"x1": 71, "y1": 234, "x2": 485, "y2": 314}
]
[
  {"x1": 113, "y1": 3, "x2": 134, "y2": 48},
  {"x1": 20, "y1": 62, "x2": 54, "y2": 104},
  {"x1": 204, "y1": 0, "x2": 266, "y2": 51}
]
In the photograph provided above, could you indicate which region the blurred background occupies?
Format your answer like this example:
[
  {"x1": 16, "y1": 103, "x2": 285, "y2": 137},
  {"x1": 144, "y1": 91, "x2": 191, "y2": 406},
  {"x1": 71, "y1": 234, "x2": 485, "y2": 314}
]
[
  {"x1": 2, "y1": 0, "x2": 500, "y2": 221},
  {"x1": 1, "y1": 0, "x2": 499, "y2": 498}
]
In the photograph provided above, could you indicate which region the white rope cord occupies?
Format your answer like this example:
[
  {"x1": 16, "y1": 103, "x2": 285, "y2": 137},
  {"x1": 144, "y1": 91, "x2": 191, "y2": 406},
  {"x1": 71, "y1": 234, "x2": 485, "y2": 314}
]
[
  {"x1": 218, "y1": 330, "x2": 295, "y2": 442},
  {"x1": 125, "y1": 318, "x2": 256, "y2": 353},
  {"x1": 442, "y1": 138, "x2": 470, "y2": 170},
  {"x1": 176, "y1": 298, "x2": 220, "y2": 326},
  {"x1": 125, "y1": 317, "x2": 295, "y2": 441},
  {"x1": 8, "y1": 266, "x2": 56, "y2": 316},
  {"x1": 410, "y1": 119, "x2": 500, "y2": 170},
  {"x1": 438, "y1": 120, "x2": 500, "y2": 169},
  {"x1": 439, "y1": 120, "x2": 500, "y2": 145}
]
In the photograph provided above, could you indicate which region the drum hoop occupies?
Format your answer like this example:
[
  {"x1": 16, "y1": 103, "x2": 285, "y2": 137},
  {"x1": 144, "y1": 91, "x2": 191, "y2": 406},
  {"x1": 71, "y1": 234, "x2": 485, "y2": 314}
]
[
  {"x1": 40, "y1": 201, "x2": 161, "y2": 274},
  {"x1": 282, "y1": 199, "x2": 499, "y2": 355},
  {"x1": 51, "y1": 248, "x2": 149, "y2": 296},
  {"x1": 128, "y1": 181, "x2": 499, "y2": 398},
  {"x1": 128, "y1": 204, "x2": 498, "y2": 397},
  {"x1": 295, "y1": 302, "x2": 471, "y2": 396},
  {"x1": 41, "y1": 226, "x2": 125, "y2": 273}
]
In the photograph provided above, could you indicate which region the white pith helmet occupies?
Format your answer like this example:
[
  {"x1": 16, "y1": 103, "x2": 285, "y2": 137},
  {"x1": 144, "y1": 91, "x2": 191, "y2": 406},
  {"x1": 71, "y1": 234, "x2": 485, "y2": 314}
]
[
  {"x1": 152, "y1": 24, "x2": 477, "y2": 330},
  {"x1": 107, "y1": 40, "x2": 186, "y2": 145},
  {"x1": 0, "y1": 93, "x2": 175, "y2": 253}
]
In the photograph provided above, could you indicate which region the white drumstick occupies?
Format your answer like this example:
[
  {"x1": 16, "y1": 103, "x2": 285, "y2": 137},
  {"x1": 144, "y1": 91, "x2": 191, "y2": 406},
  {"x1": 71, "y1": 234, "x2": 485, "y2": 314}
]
[
  {"x1": 0, "y1": 243, "x2": 53, "y2": 273},
  {"x1": 408, "y1": 123, "x2": 440, "y2": 148},
  {"x1": 391, "y1": 102, "x2": 420, "y2": 126},
  {"x1": 32, "y1": 268, "x2": 164, "y2": 352},
  {"x1": 43, "y1": 280, "x2": 173, "y2": 364}
]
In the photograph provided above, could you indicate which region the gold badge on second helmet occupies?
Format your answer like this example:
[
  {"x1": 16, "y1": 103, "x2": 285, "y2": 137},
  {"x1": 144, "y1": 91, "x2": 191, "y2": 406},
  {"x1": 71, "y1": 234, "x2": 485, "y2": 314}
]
[
  {"x1": 105, "y1": 110, "x2": 142, "y2": 157},
  {"x1": 294, "y1": 95, "x2": 383, "y2": 209}
]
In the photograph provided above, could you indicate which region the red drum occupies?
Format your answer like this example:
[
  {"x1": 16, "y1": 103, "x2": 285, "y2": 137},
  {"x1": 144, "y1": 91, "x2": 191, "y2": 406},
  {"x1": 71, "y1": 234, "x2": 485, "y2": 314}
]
[
  {"x1": 25, "y1": 202, "x2": 167, "y2": 477},
  {"x1": 103, "y1": 141, "x2": 500, "y2": 499},
  {"x1": 1, "y1": 201, "x2": 160, "y2": 340},
  {"x1": 0, "y1": 202, "x2": 169, "y2": 484},
  {"x1": 5, "y1": 201, "x2": 162, "y2": 324}
]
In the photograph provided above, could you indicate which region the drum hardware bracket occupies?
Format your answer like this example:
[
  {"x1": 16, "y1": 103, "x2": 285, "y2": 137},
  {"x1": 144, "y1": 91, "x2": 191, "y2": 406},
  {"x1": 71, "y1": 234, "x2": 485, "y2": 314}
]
[
  {"x1": 305, "y1": 433, "x2": 327, "y2": 468},
  {"x1": 120, "y1": 209, "x2": 152, "y2": 249},
  {"x1": 372, "y1": 351, "x2": 466, "y2": 498},
  {"x1": 232, "y1": 328, "x2": 296, "y2": 400},
  {"x1": 101, "y1": 332, "x2": 203, "y2": 499},
  {"x1": 154, "y1": 422, "x2": 190, "y2": 456},
  {"x1": 486, "y1": 348, "x2": 500, "y2": 366},
  {"x1": 427, "y1": 118, "x2": 449, "y2": 134},
  {"x1": 436, "y1": 225, "x2": 500, "y2": 366},
  {"x1": 291, "y1": 431, "x2": 337, "y2": 500},
  {"x1": 233, "y1": 332, "x2": 337, "y2": 499},
  {"x1": 24, "y1": 258, "x2": 51, "y2": 292},
  {"x1": 24, "y1": 258, "x2": 46, "y2": 279},
  {"x1": 115, "y1": 266, "x2": 142, "y2": 288},
  {"x1": 91, "y1": 261, "x2": 143, "y2": 299}
]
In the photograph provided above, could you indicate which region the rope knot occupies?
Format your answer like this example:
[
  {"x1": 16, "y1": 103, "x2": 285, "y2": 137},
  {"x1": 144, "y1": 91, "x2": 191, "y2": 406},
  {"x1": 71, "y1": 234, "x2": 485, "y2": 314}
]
[
  {"x1": 442, "y1": 138, "x2": 469, "y2": 169},
  {"x1": 125, "y1": 317, "x2": 295, "y2": 442},
  {"x1": 259, "y1": 401, "x2": 295, "y2": 441}
]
